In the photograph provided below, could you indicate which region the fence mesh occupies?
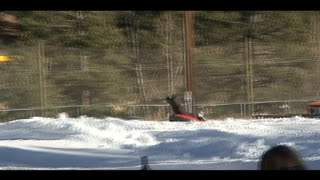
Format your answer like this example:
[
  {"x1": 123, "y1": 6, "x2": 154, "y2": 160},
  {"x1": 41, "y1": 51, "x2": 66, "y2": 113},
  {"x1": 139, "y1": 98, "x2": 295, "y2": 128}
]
[{"x1": 1, "y1": 11, "x2": 320, "y2": 121}]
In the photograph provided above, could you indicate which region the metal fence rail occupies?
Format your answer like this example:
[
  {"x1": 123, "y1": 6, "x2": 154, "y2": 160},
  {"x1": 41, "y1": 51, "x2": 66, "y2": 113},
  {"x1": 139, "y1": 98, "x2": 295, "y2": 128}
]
[{"x1": 0, "y1": 98, "x2": 316, "y2": 122}]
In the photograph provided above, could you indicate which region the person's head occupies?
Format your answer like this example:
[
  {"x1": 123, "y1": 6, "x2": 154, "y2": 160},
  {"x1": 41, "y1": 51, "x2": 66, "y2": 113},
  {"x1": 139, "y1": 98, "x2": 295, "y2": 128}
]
[{"x1": 259, "y1": 145, "x2": 307, "y2": 170}]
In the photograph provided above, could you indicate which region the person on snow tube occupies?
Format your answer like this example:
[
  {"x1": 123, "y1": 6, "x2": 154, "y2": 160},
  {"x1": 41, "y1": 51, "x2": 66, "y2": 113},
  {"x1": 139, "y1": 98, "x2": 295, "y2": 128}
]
[{"x1": 165, "y1": 95, "x2": 205, "y2": 122}]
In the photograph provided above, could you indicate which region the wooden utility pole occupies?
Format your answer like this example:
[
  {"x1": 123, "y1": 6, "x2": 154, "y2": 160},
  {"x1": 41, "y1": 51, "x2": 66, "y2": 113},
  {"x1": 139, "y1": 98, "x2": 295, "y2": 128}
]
[{"x1": 184, "y1": 11, "x2": 196, "y2": 114}]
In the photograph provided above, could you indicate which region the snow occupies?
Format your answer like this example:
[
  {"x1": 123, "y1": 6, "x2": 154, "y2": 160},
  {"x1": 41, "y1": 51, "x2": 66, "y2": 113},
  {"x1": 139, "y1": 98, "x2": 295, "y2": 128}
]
[{"x1": 0, "y1": 113, "x2": 320, "y2": 170}]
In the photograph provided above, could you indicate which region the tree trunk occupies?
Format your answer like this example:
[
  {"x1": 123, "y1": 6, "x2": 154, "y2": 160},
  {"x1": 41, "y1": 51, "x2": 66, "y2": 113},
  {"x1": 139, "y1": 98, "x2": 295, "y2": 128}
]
[
  {"x1": 130, "y1": 13, "x2": 147, "y2": 119},
  {"x1": 76, "y1": 11, "x2": 91, "y2": 106}
]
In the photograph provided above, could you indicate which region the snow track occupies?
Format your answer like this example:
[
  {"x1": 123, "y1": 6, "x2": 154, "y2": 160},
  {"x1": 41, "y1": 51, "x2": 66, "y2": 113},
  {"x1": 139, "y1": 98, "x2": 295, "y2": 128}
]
[{"x1": 0, "y1": 113, "x2": 320, "y2": 170}]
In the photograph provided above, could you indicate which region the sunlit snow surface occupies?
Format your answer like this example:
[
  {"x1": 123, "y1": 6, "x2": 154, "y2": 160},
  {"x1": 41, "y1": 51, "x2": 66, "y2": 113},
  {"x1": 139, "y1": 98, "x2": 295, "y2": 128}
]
[{"x1": 0, "y1": 113, "x2": 320, "y2": 170}]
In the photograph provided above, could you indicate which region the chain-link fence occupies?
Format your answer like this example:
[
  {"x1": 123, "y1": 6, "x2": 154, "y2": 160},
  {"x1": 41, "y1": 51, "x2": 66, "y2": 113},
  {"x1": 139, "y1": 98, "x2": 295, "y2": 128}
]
[{"x1": 1, "y1": 11, "x2": 320, "y2": 122}]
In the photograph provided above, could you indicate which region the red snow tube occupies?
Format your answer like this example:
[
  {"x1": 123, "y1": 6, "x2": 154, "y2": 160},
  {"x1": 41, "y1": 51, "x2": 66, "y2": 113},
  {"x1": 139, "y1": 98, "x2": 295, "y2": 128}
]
[{"x1": 169, "y1": 113, "x2": 205, "y2": 122}]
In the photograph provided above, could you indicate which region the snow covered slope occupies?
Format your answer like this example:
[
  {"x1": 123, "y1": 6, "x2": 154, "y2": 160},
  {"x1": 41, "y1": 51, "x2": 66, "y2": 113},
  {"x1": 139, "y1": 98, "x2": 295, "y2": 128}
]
[{"x1": 0, "y1": 113, "x2": 320, "y2": 170}]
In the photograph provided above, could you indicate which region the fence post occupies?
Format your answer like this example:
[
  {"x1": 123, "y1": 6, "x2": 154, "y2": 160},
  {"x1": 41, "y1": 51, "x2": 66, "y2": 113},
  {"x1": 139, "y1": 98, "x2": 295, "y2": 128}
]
[
  {"x1": 37, "y1": 42, "x2": 47, "y2": 117},
  {"x1": 240, "y1": 103, "x2": 243, "y2": 119},
  {"x1": 244, "y1": 103, "x2": 247, "y2": 118},
  {"x1": 184, "y1": 91, "x2": 193, "y2": 114}
]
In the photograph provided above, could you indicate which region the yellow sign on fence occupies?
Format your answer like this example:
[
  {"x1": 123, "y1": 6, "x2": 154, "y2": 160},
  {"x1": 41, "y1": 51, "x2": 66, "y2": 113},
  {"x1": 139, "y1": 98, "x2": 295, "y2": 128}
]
[{"x1": 0, "y1": 56, "x2": 13, "y2": 62}]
